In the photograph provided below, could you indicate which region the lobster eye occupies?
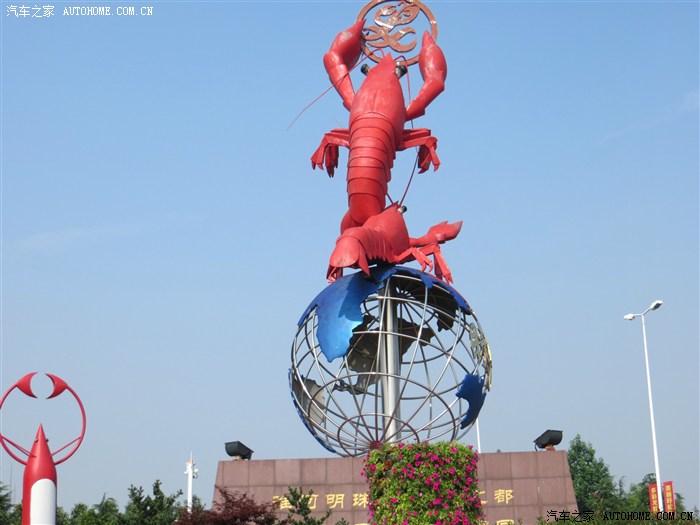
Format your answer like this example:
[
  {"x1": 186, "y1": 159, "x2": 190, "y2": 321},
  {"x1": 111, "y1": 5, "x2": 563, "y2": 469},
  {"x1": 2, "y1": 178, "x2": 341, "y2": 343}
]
[
  {"x1": 395, "y1": 65, "x2": 407, "y2": 78},
  {"x1": 361, "y1": 64, "x2": 370, "y2": 76}
]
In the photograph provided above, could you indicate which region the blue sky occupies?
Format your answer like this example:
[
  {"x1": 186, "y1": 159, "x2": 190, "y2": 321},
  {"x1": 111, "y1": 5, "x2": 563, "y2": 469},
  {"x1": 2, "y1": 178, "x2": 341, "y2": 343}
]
[{"x1": 1, "y1": 0, "x2": 698, "y2": 514}]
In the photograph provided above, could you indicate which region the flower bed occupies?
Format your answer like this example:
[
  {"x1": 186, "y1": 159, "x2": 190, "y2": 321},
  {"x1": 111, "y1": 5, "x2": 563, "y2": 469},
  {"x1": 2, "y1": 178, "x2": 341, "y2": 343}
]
[{"x1": 363, "y1": 442, "x2": 482, "y2": 525}]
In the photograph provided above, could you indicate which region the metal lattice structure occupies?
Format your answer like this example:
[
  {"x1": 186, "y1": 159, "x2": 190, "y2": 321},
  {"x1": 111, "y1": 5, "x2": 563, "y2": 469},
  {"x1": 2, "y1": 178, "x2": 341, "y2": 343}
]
[{"x1": 290, "y1": 267, "x2": 491, "y2": 457}]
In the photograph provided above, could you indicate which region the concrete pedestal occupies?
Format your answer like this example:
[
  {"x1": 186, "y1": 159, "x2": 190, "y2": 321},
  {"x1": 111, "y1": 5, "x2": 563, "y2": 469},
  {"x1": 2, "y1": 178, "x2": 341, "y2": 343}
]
[{"x1": 214, "y1": 451, "x2": 577, "y2": 525}]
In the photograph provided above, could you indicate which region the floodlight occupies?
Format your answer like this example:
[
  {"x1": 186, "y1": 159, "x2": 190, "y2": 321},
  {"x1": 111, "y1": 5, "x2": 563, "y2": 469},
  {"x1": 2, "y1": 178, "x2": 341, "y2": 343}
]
[
  {"x1": 534, "y1": 429, "x2": 563, "y2": 450},
  {"x1": 225, "y1": 441, "x2": 253, "y2": 460}
]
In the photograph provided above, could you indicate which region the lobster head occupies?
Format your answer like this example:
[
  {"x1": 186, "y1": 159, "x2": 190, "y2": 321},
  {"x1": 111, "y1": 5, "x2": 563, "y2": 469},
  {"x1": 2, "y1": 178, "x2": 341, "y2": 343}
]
[
  {"x1": 327, "y1": 235, "x2": 370, "y2": 282},
  {"x1": 362, "y1": 52, "x2": 408, "y2": 80}
]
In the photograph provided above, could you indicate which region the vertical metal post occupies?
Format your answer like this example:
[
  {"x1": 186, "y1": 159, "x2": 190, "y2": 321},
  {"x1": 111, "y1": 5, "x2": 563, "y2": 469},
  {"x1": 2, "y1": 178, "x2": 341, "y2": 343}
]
[
  {"x1": 641, "y1": 315, "x2": 663, "y2": 512},
  {"x1": 476, "y1": 418, "x2": 482, "y2": 453},
  {"x1": 185, "y1": 453, "x2": 197, "y2": 513},
  {"x1": 625, "y1": 301, "x2": 664, "y2": 513},
  {"x1": 378, "y1": 280, "x2": 401, "y2": 442}
]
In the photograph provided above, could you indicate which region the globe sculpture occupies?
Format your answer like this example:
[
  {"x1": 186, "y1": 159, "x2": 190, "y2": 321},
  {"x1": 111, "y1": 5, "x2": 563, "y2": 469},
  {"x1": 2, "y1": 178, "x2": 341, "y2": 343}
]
[
  {"x1": 290, "y1": 266, "x2": 492, "y2": 456},
  {"x1": 290, "y1": 0, "x2": 492, "y2": 457}
]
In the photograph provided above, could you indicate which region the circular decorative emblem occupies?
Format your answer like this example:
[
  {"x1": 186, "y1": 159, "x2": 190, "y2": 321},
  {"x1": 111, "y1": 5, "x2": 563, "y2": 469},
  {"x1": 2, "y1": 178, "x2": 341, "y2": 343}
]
[
  {"x1": 357, "y1": 0, "x2": 438, "y2": 66},
  {"x1": 0, "y1": 372, "x2": 86, "y2": 465}
]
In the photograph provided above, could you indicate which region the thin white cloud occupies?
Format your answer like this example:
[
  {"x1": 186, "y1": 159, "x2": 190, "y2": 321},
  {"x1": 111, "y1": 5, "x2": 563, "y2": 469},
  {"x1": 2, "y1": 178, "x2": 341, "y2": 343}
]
[
  {"x1": 596, "y1": 89, "x2": 699, "y2": 145},
  {"x1": 11, "y1": 213, "x2": 202, "y2": 254},
  {"x1": 15, "y1": 224, "x2": 141, "y2": 254},
  {"x1": 677, "y1": 89, "x2": 699, "y2": 112}
]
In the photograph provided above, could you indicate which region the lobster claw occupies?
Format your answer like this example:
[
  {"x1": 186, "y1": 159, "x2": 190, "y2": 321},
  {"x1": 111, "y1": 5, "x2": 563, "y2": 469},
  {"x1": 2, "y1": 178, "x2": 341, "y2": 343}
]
[
  {"x1": 46, "y1": 373, "x2": 69, "y2": 399},
  {"x1": 15, "y1": 372, "x2": 38, "y2": 398},
  {"x1": 405, "y1": 32, "x2": 447, "y2": 121},
  {"x1": 324, "y1": 19, "x2": 365, "y2": 111}
]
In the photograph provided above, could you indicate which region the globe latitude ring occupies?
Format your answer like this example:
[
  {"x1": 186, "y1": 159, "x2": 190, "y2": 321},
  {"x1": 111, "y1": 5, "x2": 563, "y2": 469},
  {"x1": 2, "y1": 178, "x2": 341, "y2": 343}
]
[{"x1": 290, "y1": 266, "x2": 492, "y2": 456}]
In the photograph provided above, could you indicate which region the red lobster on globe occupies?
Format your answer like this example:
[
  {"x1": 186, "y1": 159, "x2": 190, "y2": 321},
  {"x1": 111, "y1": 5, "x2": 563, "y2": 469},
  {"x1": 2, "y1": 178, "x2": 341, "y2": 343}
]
[{"x1": 311, "y1": 18, "x2": 462, "y2": 283}]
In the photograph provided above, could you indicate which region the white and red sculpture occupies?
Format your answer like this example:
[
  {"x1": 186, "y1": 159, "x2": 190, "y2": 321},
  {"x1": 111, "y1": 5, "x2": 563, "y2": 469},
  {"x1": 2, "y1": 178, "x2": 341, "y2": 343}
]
[{"x1": 0, "y1": 373, "x2": 86, "y2": 525}]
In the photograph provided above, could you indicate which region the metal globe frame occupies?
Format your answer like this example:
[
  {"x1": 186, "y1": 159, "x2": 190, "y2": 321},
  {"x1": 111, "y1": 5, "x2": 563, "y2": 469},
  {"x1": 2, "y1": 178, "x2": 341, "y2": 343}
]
[{"x1": 290, "y1": 268, "x2": 492, "y2": 456}]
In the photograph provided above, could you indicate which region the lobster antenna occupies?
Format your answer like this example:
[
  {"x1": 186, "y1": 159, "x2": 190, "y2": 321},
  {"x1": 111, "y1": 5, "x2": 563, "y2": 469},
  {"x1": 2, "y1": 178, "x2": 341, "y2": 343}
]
[
  {"x1": 398, "y1": 155, "x2": 420, "y2": 207},
  {"x1": 398, "y1": 57, "x2": 420, "y2": 207},
  {"x1": 286, "y1": 50, "x2": 379, "y2": 132}
]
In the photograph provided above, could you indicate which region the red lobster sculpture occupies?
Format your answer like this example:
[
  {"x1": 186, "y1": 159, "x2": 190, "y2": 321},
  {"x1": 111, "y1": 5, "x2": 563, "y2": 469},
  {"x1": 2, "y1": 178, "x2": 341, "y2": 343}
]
[{"x1": 312, "y1": 19, "x2": 462, "y2": 283}]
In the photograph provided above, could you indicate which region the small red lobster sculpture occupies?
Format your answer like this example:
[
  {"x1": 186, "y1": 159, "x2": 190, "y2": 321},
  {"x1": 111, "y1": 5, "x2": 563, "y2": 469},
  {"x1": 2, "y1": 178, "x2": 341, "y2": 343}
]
[
  {"x1": 328, "y1": 204, "x2": 462, "y2": 284},
  {"x1": 312, "y1": 19, "x2": 462, "y2": 283}
]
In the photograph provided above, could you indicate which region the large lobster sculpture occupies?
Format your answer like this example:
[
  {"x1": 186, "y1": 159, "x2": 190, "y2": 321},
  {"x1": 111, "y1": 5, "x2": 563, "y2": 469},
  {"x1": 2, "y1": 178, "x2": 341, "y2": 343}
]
[{"x1": 312, "y1": 19, "x2": 462, "y2": 283}]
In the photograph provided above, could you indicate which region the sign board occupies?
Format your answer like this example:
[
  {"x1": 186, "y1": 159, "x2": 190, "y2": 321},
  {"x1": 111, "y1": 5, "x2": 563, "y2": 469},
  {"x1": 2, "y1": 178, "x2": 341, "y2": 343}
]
[
  {"x1": 649, "y1": 484, "x2": 660, "y2": 513},
  {"x1": 663, "y1": 481, "x2": 676, "y2": 512},
  {"x1": 214, "y1": 451, "x2": 577, "y2": 525}
]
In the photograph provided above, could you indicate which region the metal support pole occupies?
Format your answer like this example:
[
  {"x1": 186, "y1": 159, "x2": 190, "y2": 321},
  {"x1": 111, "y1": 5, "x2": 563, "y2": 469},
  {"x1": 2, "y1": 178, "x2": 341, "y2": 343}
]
[
  {"x1": 641, "y1": 315, "x2": 664, "y2": 512},
  {"x1": 378, "y1": 280, "x2": 401, "y2": 442},
  {"x1": 476, "y1": 419, "x2": 482, "y2": 453},
  {"x1": 625, "y1": 301, "x2": 664, "y2": 513},
  {"x1": 184, "y1": 453, "x2": 197, "y2": 513}
]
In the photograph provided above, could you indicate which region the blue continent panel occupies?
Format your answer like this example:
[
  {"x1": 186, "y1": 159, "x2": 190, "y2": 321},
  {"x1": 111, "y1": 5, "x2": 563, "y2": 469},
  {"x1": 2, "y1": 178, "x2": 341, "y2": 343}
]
[
  {"x1": 456, "y1": 374, "x2": 487, "y2": 429},
  {"x1": 298, "y1": 265, "x2": 472, "y2": 362}
]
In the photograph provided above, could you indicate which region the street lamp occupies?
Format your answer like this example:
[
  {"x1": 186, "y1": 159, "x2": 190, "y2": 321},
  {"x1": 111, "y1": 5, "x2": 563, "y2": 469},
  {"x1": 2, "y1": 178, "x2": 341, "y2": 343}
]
[{"x1": 624, "y1": 299, "x2": 664, "y2": 512}]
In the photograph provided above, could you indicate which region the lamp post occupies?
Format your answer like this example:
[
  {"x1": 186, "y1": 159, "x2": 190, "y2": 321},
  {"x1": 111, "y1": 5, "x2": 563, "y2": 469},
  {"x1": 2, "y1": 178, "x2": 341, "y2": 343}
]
[{"x1": 624, "y1": 299, "x2": 663, "y2": 512}]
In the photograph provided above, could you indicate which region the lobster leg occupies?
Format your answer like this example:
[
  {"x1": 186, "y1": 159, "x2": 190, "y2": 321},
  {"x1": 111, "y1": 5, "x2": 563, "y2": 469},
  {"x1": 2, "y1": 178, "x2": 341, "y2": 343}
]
[
  {"x1": 403, "y1": 220, "x2": 463, "y2": 283},
  {"x1": 311, "y1": 128, "x2": 350, "y2": 177},
  {"x1": 399, "y1": 128, "x2": 440, "y2": 173},
  {"x1": 396, "y1": 246, "x2": 435, "y2": 274},
  {"x1": 432, "y1": 249, "x2": 454, "y2": 284}
]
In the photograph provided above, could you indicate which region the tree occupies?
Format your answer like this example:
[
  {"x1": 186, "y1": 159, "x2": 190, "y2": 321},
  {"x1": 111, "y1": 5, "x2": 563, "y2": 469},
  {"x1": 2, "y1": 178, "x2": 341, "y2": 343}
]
[
  {"x1": 622, "y1": 473, "x2": 655, "y2": 513},
  {"x1": 92, "y1": 495, "x2": 121, "y2": 525},
  {"x1": 122, "y1": 480, "x2": 182, "y2": 525},
  {"x1": 0, "y1": 485, "x2": 21, "y2": 525},
  {"x1": 176, "y1": 488, "x2": 277, "y2": 525},
  {"x1": 567, "y1": 435, "x2": 618, "y2": 513},
  {"x1": 622, "y1": 473, "x2": 687, "y2": 514},
  {"x1": 0, "y1": 484, "x2": 13, "y2": 525},
  {"x1": 69, "y1": 495, "x2": 121, "y2": 525},
  {"x1": 282, "y1": 487, "x2": 333, "y2": 525},
  {"x1": 175, "y1": 487, "x2": 351, "y2": 525},
  {"x1": 56, "y1": 506, "x2": 70, "y2": 525}
]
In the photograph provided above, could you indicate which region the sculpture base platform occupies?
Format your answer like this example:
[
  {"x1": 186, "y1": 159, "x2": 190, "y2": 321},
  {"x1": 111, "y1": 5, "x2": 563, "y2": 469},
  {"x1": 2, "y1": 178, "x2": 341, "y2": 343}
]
[{"x1": 214, "y1": 451, "x2": 576, "y2": 525}]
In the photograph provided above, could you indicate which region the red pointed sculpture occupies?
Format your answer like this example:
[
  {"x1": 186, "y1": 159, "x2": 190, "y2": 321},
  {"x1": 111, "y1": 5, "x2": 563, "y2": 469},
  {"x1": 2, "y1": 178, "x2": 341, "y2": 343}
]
[{"x1": 0, "y1": 373, "x2": 86, "y2": 525}]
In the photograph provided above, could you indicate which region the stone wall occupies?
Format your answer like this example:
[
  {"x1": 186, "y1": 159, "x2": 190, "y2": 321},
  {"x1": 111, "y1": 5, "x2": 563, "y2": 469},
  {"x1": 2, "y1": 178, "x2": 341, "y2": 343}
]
[{"x1": 214, "y1": 451, "x2": 577, "y2": 525}]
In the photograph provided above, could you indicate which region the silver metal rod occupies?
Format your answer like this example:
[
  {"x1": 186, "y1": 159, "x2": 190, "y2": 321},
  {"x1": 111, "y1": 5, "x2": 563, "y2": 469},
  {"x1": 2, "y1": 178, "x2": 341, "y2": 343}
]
[
  {"x1": 641, "y1": 315, "x2": 664, "y2": 512},
  {"x1": 378, "y1": 280, "x2": 401, "y2": 442},
  {"x1": 476, "y1": 418, "x2": 482, "y2": 453}
]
